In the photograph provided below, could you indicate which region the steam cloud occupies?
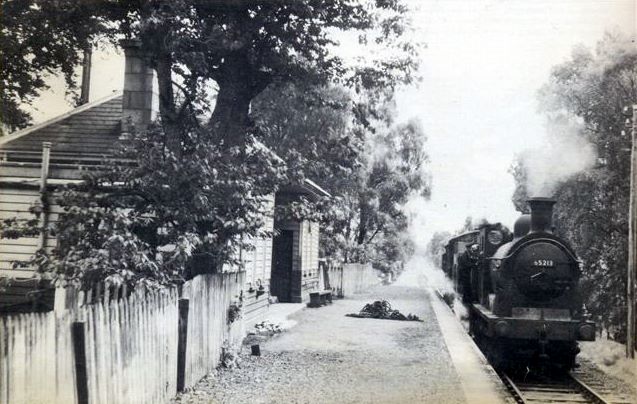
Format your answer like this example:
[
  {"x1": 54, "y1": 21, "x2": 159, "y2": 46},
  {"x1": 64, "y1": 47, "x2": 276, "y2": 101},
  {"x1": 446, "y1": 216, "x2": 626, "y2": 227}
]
[
  {"x1": 395, "y1": 251, "x2": 469, "y2": 321},
  {"x1": 520, "y1": 118, "x2": 596, "y2": 197},
  {"x1": 395, "y1": 251, "x2": 453, "y2": 292}
]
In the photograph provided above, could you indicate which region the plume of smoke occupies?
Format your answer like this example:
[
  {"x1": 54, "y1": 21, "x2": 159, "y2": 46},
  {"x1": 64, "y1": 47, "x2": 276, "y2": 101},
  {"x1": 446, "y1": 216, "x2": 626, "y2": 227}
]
[{"x1": 521, "y1": 117, "x2": 596, "y2": 197}]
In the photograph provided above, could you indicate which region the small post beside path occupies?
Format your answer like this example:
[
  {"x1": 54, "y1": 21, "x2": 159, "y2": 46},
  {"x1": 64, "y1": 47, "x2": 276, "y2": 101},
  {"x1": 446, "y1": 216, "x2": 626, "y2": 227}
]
[
  {"x1": 177, "y1": 298, "x2": 190, "y2": 392},
  {"x1": 71, "y1": 321, "x2": 89, "y2": 404}
]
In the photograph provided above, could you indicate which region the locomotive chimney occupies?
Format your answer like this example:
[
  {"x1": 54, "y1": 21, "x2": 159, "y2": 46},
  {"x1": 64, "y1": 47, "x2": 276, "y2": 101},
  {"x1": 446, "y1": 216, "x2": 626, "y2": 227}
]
[{"x1": 527, "y1": 197, "x2": 556, "y2": 233}]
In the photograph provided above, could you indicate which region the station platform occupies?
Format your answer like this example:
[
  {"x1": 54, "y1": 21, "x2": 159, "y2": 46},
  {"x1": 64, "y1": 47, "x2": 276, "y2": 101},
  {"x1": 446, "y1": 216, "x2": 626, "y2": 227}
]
[
  {"x1": 179, "y1": 283, "x2": 511, "y2": 403},
  {"x1": 428, "y1": 289, "x2": 509, "y2": 403}
]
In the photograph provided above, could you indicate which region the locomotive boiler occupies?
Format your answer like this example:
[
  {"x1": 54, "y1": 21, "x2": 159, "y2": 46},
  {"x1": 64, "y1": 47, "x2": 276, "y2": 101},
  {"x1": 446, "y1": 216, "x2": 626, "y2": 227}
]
[{"x1": 441, "y1": 197, "x2": 595, "y2": 370}]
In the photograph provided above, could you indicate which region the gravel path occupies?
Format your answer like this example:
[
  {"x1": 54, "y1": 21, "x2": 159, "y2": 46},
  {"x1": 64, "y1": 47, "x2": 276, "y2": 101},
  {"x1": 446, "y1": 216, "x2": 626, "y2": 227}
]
[{"x1": 173, "y1": 285, "x2": 466, "y2": 404}]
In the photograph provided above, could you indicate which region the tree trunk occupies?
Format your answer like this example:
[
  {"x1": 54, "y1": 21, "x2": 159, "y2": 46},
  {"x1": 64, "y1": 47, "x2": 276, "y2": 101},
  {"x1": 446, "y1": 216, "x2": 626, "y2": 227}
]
[
  {"x1": 155, "y1": 53, "x2": 182, "y2": 155},
  {"x1": 209, "y1": 52, "x2": 254, "y2": 149},
  {"x1": 357, "y1": 194, "x2": 370, "y2": 245}
]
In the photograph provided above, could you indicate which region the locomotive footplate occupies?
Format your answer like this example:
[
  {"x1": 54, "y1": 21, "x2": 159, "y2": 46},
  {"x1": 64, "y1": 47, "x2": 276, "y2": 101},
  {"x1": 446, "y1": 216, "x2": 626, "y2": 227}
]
[{"x1": 471, "y1": 304, "x2": 595, "y2": 341}]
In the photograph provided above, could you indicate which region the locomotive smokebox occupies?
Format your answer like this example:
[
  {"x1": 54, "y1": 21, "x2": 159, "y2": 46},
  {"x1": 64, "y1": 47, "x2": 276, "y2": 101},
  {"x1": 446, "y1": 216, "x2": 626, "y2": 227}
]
[{"x1": 528, "y1": 197, "x2": 556, "y2": 233}]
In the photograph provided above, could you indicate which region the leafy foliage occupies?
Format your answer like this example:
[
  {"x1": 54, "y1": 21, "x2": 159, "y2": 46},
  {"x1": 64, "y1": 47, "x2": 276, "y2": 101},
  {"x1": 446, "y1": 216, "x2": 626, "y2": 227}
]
[
  {"x1": 3, "y1": 0, "x2": 420, "y2": 137},
  {"x1": 425, "y1": 230, "x2": 452, "y2": 268},
  {"x1": 1, "y1": 124, "x2": 285, "y2": 289},
  {"x1": 0, "y1": 0, "x2": 107, "y2": 131},
  {"x1": 253, "y1": 83, "x2": 430, "y2": 275},
  {"x1": 2, "y1": 0, "x2": 423, "y2": 288},
  {"x1": 512, "y1": 32, "x2": 636, "y2": 335}
]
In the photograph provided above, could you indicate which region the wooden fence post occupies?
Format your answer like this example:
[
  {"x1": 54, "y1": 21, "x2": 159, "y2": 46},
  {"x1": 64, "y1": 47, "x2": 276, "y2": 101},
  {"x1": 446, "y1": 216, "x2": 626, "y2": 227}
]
[
  {"x1": 176, "y1": 298, "x2": 190, "y2": 392},
  {"x1": 71, "y1": 321, "x2": 89, "y2": 404}
]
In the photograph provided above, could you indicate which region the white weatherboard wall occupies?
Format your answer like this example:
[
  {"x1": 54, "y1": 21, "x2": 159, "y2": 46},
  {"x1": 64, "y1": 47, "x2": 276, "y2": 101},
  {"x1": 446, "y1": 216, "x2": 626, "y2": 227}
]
[
  {"x1": 239, "y1": 195, "x2": 274, "y2": 324},
  {"x1": 241, "y1": 195, "x2": 275, "y2": 288},
  {"x1": 300, "y1": 221, "x2": 319, "y2": 274},
  {"x1": 0, "y1": 188, "x2": 59, "y2": 276}
]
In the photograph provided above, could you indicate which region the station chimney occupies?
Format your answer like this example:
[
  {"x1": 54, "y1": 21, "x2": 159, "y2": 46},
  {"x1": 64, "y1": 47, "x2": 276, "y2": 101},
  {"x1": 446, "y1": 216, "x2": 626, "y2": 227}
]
[{"x1": 119, "y1": 38, "x2": 159, "y2": 137}]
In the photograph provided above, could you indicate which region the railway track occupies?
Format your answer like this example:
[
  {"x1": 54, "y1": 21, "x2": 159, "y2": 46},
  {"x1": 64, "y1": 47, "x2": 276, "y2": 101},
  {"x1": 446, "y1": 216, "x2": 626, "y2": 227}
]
[
  {"x1": 500, "y1": 371, "x2": 633, "y2": 404},
  {"x1": 431, "y1": 290, "x2": 634, "y2": 404},
  {"x1": 569, "y1": 370, "x2": 635, "y2": 404}
]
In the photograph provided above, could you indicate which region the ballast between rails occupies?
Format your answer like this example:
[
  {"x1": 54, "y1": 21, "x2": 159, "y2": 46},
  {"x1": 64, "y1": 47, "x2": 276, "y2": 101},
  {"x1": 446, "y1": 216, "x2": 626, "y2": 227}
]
[{"x1": 500, "y1": 371, "x2": 612, "y2": 404}]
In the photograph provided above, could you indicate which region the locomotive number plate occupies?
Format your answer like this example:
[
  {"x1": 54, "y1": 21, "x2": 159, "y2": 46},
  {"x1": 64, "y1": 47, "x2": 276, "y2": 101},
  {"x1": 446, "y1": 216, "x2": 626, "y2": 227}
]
[{"x1": 533, "y1": 259, "x2": 554, "y2": 267}]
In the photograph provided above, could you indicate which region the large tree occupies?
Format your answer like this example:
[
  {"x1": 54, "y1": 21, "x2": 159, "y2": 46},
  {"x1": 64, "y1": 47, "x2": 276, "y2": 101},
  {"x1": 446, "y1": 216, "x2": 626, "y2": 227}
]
[
  {"x1": 512, "y1": 32, "x2": 636, "y2": 337},
  {"x1": 3, "y1": 1, "x2": 419, "y2": 146},
  {"x1": 1, "y1": 0, "x2": 422, "y2": 288},
  {"x1": 0, "y1": 0, "x2": 105, "y2": 132}
]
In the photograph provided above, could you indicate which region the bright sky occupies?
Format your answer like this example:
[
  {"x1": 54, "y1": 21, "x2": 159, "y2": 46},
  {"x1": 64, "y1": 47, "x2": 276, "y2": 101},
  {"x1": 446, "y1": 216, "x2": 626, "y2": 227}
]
[
  {"x1": 24, "y1": 0, "x2": 635, "y2": 249},
  {"x1": 398, "y1": 0, "x2": 635, "y2": 248}
]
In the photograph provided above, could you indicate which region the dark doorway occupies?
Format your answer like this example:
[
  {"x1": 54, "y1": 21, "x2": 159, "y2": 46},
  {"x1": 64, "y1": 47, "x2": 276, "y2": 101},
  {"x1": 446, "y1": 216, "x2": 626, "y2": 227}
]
[{"x1": 271, "y1": 230, "x2": 294, "y2": 302}]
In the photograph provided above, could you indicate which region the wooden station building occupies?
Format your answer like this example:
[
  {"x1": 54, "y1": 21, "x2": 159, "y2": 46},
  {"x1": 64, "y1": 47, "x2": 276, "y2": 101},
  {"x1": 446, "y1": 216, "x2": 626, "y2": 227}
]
[
  {"x1": 270, "y1": 181, "x2": 329, "y2": 303},
  {"x1": 0, "y1": 40, "x2": 327, "y2": 316}
]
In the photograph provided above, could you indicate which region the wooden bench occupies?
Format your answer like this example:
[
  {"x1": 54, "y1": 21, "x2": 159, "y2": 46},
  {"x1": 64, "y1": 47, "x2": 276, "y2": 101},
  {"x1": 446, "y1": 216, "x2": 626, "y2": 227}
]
[{"x1": 308, "y1": 290, "x2": 333, "y2": 307}]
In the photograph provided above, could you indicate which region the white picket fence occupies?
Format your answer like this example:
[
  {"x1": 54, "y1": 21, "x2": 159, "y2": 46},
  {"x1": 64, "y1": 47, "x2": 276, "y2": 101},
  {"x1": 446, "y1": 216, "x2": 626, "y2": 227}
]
[
  {"x1": 0, "y1": 272, "x2": 244, "y2": 404},
  {"x1": 184, "y1": 271, "x2": 245, "y2": 387},
  {"x1": 0, "y1": 311, "x2": 76, "y2": 404},
  {"x1": 83, "y1": 289, "x2": 179, "y2": 404}
]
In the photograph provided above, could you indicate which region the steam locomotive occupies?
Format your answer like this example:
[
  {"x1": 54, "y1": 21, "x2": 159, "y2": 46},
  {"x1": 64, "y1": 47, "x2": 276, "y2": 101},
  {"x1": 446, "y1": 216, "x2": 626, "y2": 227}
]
[{"x1": 441, "y1": 197, "x2": 595, "y2": 370}]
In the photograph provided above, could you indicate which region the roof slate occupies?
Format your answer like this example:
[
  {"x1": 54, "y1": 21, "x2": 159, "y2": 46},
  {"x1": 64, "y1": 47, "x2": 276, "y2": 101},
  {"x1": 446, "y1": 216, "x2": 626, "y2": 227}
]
[
  {"x1": 0, "y1": 95, "x2": 122, "y2": 161},
  {"x1": 0, "y1": 94, "x2": 123, "y2": 180}
]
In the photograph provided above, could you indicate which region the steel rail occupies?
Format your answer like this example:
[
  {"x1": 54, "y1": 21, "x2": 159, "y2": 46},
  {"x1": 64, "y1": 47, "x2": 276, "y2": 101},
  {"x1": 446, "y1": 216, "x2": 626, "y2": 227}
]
[
  {"x1": 500, "y1": 371, "x2": 611, "y2": 404},
  {"x1": 500, "y1": 372, "x2": 526, "y2": 404},
  {"x1": 569, "y1": 373, "x2": 611, "y2": 404}
]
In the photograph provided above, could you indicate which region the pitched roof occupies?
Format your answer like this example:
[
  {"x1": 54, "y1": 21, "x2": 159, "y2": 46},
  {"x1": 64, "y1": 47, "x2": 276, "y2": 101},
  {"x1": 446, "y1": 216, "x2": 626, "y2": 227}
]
[
  {"x1": 0, "y1": 92, "x2": 332, "y2": 198},
  {"x1": 0, "y1": 92, "x2": 123, "y2": 180}
]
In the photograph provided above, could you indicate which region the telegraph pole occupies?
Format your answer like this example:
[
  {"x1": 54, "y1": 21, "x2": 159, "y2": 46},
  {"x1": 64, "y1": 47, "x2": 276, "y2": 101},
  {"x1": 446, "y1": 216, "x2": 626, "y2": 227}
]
[{"x1": 627, "y1": 104, "x2": 637, "y2": 358}]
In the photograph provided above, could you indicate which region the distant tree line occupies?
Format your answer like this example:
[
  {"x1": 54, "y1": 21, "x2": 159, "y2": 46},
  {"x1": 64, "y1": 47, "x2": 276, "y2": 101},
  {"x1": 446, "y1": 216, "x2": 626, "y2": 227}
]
[
  {"x1": 0, "y1": 0, "x2": 430, "y2": 289},
  {"x1": 425, "y1": 216, "x2": 488, "y2": 268}
]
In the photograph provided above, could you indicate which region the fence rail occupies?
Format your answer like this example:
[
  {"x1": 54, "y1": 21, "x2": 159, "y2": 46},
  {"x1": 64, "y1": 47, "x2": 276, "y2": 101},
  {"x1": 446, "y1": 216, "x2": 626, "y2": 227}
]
[{"x1": 0, "y1": 272, "x2": 244, "y2": 404}]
